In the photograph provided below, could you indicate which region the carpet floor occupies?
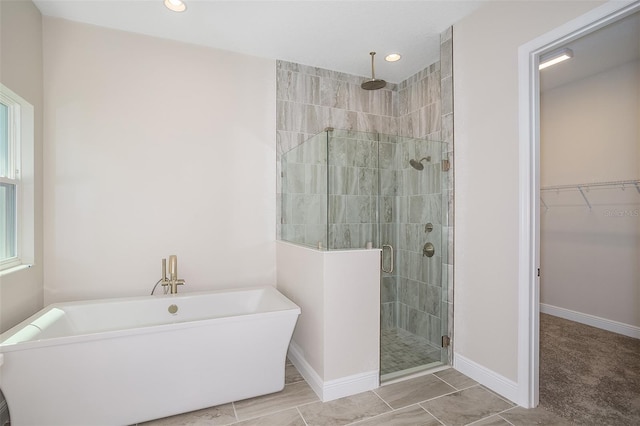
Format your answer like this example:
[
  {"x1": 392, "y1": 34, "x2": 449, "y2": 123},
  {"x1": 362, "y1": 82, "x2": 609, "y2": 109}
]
[{"x1": 540, "y1": 313, "x2": 640, "y2": 425}]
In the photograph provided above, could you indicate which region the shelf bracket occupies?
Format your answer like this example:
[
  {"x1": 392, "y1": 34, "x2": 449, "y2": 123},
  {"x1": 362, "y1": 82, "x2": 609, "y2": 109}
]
[
  {"x1": 577, "y1": 186, "x2": 592, "y2": 209},
  {"x1": 540, "y1": 196, "x2": 549, "y2": 211}
]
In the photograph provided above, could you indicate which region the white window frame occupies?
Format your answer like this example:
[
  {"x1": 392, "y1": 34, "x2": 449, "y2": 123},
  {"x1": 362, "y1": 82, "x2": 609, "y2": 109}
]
[{"x1": 0, "y1": 83, "x2": 34, "y2": 274}]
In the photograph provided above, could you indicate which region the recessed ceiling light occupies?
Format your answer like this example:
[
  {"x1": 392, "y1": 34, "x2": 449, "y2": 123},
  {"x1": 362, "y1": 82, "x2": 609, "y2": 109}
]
[
  {"x1": 539, "y1": 48, "x2": 573, "y2": 70},
  {"x1": 164, "y1": 0, "x2": 187, "y2": 12},
  {"x1": 385, "y1": 53, "x2": 402, "y2": 62}
]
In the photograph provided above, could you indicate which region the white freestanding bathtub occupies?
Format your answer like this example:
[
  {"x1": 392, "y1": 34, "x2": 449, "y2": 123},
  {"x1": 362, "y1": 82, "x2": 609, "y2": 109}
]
[{"x1": 0, "y1": 285, "x2": 300, "y2": 425}]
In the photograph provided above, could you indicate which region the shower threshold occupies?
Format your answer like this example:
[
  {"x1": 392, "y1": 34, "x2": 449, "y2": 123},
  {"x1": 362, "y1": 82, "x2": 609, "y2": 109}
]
[{"x1": 380, "y1": 360, "x2": 449, "y2": 384}]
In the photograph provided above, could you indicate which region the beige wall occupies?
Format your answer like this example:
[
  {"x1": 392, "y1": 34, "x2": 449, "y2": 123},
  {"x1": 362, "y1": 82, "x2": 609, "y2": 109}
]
[
  {"x1": 0, "y1": 0, "x2": 44, "y2": 333},
  {"x1": 540, "y1": 60, "x2": 640, "y2": 327},
  {"x1": 276, "y1": 241, "x2": 380, "y2": 400},
  {"x1": 42, "y1": 18, "x2": 276, "y2": 303},
  {"x1": 541, "y1": 61, "x2": 639, "y2": 185},
  {"x1": 453, "y1": 1, "x2": 603, "y2": 382},
  {"x1": 276, "y1": 241, "x2": 326, "y2": 378}
]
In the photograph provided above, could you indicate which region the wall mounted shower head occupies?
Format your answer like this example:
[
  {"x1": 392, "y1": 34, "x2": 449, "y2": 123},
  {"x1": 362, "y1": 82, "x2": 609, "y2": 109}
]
[
  {"x1": 361, "y1": 52, "x2": 387, "y2": 90},
  {"x1": 409, "y1": 156, "x2": 431, "y2": 171}
]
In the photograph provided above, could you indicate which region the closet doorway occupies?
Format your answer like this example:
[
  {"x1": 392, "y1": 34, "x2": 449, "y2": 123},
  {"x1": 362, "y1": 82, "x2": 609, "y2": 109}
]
[{"x1": 538, "y1": 9, "x2": 640, "y2": 425}]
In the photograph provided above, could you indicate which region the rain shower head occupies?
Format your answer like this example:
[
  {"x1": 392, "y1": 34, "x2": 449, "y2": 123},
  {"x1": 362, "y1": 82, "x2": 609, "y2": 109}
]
[
  {"x1": 409, "y1": 156, "x2": 431, "y2": 171},
  {"x1": 361, "y1": 79, "x2": 387, "y2": 91},
  {"x1": 361, "y1": 52, "x2": 387, "y2": 90}
]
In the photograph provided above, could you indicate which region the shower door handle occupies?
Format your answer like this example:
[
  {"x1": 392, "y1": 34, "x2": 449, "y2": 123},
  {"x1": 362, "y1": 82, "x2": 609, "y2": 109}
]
[{"x1": 381, "y1": 244, "x2": 394, "y2": 273}]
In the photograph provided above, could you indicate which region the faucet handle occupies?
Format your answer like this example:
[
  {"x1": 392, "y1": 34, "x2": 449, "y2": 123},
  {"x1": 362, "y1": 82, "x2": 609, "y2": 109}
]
[
  {"x1": 162, "y1": 258, "x2": 167, "y2": 281},
  {"x1": 168, "y1": 255, "x2": 178, "y2": 280}
]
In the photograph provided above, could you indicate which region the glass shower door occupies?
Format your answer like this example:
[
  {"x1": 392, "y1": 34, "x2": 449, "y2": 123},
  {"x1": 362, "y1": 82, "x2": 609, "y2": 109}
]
[{"x1": 379, "y1": 134, "x2": 449, "y2": 381}]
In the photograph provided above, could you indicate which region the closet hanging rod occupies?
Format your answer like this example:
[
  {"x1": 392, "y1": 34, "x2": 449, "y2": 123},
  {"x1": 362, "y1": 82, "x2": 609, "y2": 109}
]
[
  {"x1": 540, "y1": 179, "x2": 640, "y2": 211},
  {"x1": 541, "y1": 179, "x2": 640, "y2": 192}
]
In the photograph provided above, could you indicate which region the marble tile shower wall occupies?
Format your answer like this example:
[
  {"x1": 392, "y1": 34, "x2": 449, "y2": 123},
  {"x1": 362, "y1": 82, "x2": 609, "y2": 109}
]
[
  {"x1": 281, "y1": 132, "x2": 328, "y2": 248},
  {"x1": 277, "y1": 27, "x2": 454, "y2": 358},
  {"x1": 327, "y1": 133, "x2": 384, "y2": 249},
  {"x1": 282, "y1": 129, "x2": 394, "y2": 250},
  {"x1": 276, "y1": 61, "x2": 397, "y2": 241}
]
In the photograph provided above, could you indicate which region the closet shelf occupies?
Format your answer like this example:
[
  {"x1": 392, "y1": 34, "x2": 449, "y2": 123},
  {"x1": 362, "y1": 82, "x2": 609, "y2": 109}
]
[{"x1": 540, "y1": 179, "x2": 640, "y2": 210}]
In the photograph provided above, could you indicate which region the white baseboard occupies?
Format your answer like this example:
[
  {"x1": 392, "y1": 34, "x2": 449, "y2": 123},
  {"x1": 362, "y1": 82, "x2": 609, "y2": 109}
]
[
  {"x1": 288, "y1": 342, "x2": 379, "y2": 402},
  {"x1": 453, "y1": 353, "x2": 518, "y2": 404},
  {"x1": 287, "y1": 343, "x2": 324, "y2": 399},
  {"x1": 322, "y1": 371, "x2": 380, "y2": 402},
  {"x1": 540, "y1": 304, "x2": 640, "y2": 339}
]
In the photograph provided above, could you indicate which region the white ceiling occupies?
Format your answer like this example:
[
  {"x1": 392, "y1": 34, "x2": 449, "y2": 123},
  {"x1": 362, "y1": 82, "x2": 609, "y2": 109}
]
[
  {"x1": 33, "y1": 0, "x2": 485, "y2": 84},
  {"x1": 31, "y1": 1, "x2": 639, "y2": 87}
]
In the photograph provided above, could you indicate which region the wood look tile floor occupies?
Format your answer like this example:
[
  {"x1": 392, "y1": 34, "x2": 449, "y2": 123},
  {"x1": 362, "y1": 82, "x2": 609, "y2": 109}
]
[{"x1": 139, "y1": 361, "x2": 571, "y2": 426}]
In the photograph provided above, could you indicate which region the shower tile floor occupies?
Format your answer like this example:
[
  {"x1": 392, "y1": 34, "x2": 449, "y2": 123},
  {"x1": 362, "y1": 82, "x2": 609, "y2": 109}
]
[{"x1": 380, "y1": 327, "x2": 441, "y2": 376}]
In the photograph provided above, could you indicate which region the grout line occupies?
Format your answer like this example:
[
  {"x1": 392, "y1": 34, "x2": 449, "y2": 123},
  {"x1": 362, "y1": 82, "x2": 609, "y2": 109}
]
[
  {"x1": 419, "y1": 405, "x2": 447, "y2": 426},
  {"x1": 230, "y1": 382, "x2": 319, "y2": 424},
  {"x1": 234, "y1": 405, "x2": 306, "y2": 425},
  {"x1": 414, "y1": 404, "x2": 446, "y2": 426},
  {"x1": 370, "y1": 388, "x2": 395, "y2": 411},
  {"x1": 345, "y1": 403, "x2": 418, "y2": 425},
  {"x1": 497, "y1": 413, "x2": 517, "y2": 426},
  {"x1": 477, "y1": 385, "x2": 516, "y2": 407},
  {"x1": 431, "y1": 371, "x2": 458, "y2": 390},
  {"x1": 431, "y1": 371, "x2": 479, "y2": 392},
  {"x1": 295, "y1": 398, "x2": 322, "y2": 410},
  {"x1": 423, "y1": 385, "x2": 472, "y2": 403},
  {"x1": 231, "y1": 401, "x2": 239, "y2": 423},
  {"x1": 296, "y1": 407, "x2": 310, "y2": 426},
  {"x1": 465, "y1": 414, "x2": 510, "y2": 426},
  {"x1": 496, "y1": 405, "x2": 520, "y2": 424}
]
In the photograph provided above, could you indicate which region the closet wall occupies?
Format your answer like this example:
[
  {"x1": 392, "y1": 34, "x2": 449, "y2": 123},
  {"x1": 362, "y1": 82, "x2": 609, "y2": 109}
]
[{"x1": 540, "y1": 58, "x2": 640, "y2": 333}]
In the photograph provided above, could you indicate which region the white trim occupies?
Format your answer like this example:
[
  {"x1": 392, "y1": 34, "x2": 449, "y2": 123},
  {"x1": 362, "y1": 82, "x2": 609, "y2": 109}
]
[
  {"x1": 541, "y1": 304, "x2": 640, "y2": 340},
  {"x1": 287, "y1": 342, "x2": 379, "y2": 402},
  {"x1": 287, "y1": 342, "x2": 325, "y2": 400},
  {"x1": 453, "y1": 353, "x2": 518, "y2": 404},
  {"x1": 517, "y1": 0, "x2": 640, "y2": 409},
  {"x1": 517, "y1": 26, "x2": 541, "y2": 409},
  {"x1": 0, "y1": 83, "x2": 35, "y2": 272},
  {"x1": 0, "y1": 263, "x2": 32, "y2": 278},
  {"x1": 322, "y1": 371, "x2": 379, "y2": 402}
]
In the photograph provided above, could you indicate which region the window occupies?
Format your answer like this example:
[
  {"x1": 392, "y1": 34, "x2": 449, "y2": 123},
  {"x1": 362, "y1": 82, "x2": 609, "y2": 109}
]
[
  {"x1": 1, "y1": 99, "x2": 18, "y2": 264},
  {"x1": 0, "y1": 84, "x2": 34, "y2": 273}
]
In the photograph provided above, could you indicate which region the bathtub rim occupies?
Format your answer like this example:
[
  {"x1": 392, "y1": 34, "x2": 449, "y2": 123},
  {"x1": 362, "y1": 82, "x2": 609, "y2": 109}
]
[{"x1": 0, "y1": 285, "x2": 300, "y2": 353}]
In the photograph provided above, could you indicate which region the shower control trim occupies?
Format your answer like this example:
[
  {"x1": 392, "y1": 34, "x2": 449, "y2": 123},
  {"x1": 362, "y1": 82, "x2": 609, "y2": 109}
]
[{"x1": 423, "y1": 242, "x2": 435, "y2": 258}]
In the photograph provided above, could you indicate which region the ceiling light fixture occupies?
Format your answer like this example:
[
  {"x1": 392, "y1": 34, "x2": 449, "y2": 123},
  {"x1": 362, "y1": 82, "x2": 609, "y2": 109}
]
[
  {"x1": 539, "y1": 48, "x2": 573, "y2": 70},
  {"x1": 385, "y1": 53, "x2": 402, "y2": 62},
  {"x1": 164, "y1": 0, "x2": 187, "y2": 12}
]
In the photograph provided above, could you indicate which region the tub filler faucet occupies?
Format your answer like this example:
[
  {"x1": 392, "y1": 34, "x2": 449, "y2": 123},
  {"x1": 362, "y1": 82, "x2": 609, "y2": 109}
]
[{"x1": 161, "y1": 255, "x2": 185, "y2": 294}]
